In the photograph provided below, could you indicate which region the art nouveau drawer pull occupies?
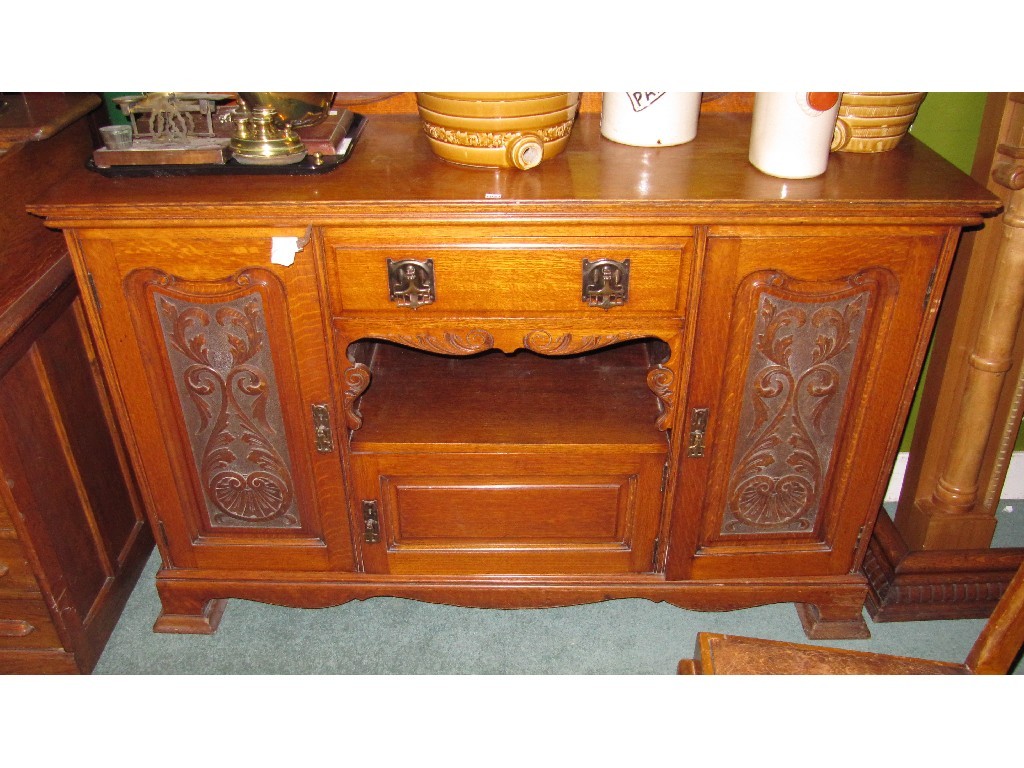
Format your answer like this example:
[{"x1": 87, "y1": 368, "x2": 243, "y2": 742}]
[
  {"x1": 582, "y1": 258, "x2": 630, "y2": 309},
  {"x1": 388, "y1": 258, "x2": 435, "y2": 309},
  {"x1": 0, "y1": 619, "x2": 35, "y2": 637}
]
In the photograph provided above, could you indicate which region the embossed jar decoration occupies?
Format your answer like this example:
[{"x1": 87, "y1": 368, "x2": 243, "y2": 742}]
[
  {"x1": 415, "y1": 92, "x2": 581, "y2": 170},
  {"x1": 831, "y1": 92, "x2": 926, "y2": 153}
]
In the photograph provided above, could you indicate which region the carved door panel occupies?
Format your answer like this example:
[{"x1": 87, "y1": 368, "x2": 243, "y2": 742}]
[
  {"x1": 667, "y1": 229, "x2": 946, "y2": 580},
  {"x1": 75, "y1": 229, "x2": 354, "y2": 572}
]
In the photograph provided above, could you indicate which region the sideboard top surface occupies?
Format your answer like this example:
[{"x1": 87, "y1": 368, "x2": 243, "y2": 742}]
[{"x1": 29, "y1": 112, "x2": 1000, "y2": 226}]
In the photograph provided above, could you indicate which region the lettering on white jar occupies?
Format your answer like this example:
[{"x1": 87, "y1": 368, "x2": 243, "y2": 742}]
[{"x1": 628, "y1": 92, "x2": 667, "y2": 112}]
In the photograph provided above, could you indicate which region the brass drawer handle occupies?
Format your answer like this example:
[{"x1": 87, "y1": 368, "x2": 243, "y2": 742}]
[
  {"x1": 582, "y1": 258, "x2": 630, "y2": 309},
  {"x1": 0, "y1": 619, "x2": 36, "y2": 637},
  {"x1": 388, "y1": 258, "x2": 435, "y2": 309}
]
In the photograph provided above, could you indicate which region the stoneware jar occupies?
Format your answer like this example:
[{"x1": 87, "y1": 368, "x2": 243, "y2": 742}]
[
  {"x1": 600, "y1": 92, "x2": 702, "y2": 147},
  {"x1": 831, "y1": 92, "x2": 927, "y2": 153},
  {"x1": 415, "y1": 92, "x2": 580, "y2": 170},
  {"x1": 748, "y1": 92, "x2": 842, "y2": 179}
]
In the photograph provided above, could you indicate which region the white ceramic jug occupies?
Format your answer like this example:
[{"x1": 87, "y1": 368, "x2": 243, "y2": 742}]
[
  {"x1": 600, "y1": 92, "x2": 702, "y2": 147},
  {"x1": 748, "y1": 92, "x2": 841, "y2": 179}
]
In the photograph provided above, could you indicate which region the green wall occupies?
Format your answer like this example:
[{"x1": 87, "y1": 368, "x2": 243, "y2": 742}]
[
  {"x1": 898, "y1": 93, "x2": 988, "y2": 450},
  {"x1": 909, "y1": 92, "x2": 988, "y2": 173}
]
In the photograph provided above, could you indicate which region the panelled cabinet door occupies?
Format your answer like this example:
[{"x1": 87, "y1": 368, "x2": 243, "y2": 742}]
[
  {"x1": 74, "y1": 229, "x2": 354, "y2": 572},
  {"x1": 667, "y1": 228, "x2": 946, "y2": 580}
]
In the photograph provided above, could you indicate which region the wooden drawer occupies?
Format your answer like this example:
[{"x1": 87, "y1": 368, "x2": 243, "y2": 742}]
[
  {"x1": 0, "y1": 539, "x2": 41, "y2": 596},
  {"x1": 323, "y1": 229, "x2": 691, "y2": 316},
  {"x1": 0, "y1": 596, "x2": 62, "y2": 650},
  {"x1": 351, "y1": 451, "x2": 666, "y2": 576}
]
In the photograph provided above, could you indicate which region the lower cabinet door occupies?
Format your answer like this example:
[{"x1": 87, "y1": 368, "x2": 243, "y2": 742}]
[
  {"x1": 351, "y1": 452, "x2": 666, "y2": 575},
  {"x1": 78, "y1": 229, "x2": 355, "y2": 572},
  {"x1": 668, "y1": 229, "x2": 945, "y2": 579}
]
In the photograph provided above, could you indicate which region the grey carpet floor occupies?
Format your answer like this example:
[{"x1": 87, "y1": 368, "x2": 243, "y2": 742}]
[{"x1": 93, "y1": 505, "x2": 1024, "y2": 674}]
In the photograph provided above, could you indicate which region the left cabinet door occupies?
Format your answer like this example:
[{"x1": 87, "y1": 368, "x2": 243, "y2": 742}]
[{"x1": 73, "y1": 228, "x2": 354, "y2": 573}]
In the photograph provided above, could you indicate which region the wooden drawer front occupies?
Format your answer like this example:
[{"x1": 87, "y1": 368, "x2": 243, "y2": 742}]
[
  {"x1": 0, "y1": 539, "x2": 41, "y2": 596},
  {"x1": 353, "y1": 452, "x2": 666, "y2": 575},
  {"x1": 325, "y1": 235, "x2": 690, "y2": 316},
  {"x1": 0, "y1": 597, "x2": 62, "y2": 650}
]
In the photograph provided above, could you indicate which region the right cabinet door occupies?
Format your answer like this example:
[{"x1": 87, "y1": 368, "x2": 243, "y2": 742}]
[{"x1": 668, "y1": 227, "x2": 950, "y2": 580}]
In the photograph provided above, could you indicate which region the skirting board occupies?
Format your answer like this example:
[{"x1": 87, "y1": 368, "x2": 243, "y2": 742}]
[{"x1": 884, "y1": 450, "x2": 1024, "y2": 503}]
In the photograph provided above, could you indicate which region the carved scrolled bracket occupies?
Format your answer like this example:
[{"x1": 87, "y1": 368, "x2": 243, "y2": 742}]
[
  {"x1": 342, "y1": 362, "x2": 371, "y2": 430},
  {"x1": 647, "y1": 365, "x2": 676, "y2": 431},
  {"x1": 522, "y1": 330, "x2": 641, "y2": 355}
]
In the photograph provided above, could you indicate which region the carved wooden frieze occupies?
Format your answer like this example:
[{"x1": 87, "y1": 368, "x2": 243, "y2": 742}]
[
  {"x1": 376, "y1": 329, "x2": 495, "y2": 355},
  {"x1": 522, "y1": 330, "x2": 640, "y2": 355},
  {"x1": 148, "y1": 271, "x2": 300, "y2": 529},
  {"x1": 721, "y1": 275, "x2": 873, "y2": 535}
]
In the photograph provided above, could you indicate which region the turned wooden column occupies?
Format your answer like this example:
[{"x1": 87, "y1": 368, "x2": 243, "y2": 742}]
[{"x1": 897, "y1": 162, "x2": 1024, "y2": 548}]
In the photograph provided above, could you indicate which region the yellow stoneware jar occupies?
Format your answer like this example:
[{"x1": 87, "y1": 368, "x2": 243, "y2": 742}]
[
  {"x1": 831, "y1": 92, "x2": 927, "y2": 153},
  {"x1": 415, "y1": 92, "x2": 581, "y2": 170}
]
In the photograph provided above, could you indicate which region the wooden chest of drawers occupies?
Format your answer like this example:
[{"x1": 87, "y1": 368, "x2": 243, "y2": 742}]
[
  {"x1": 2, "y1": 97, "x2": 152, "y2": 673},
  {"x1": 30, "y1": 112, "x2": 999, "y2": 639}
]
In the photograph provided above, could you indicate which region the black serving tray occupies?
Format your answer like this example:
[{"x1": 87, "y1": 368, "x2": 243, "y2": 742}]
[{"x1": 86, "y1": 112, "x2": 366, "y2": 178}]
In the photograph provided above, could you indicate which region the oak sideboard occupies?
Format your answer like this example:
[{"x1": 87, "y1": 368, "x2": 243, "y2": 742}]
[{"x1": 29, "y1": 111, "x2": 1000, "y2": 639}]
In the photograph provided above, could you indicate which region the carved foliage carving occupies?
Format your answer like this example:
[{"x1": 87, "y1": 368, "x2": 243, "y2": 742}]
[
  {"x1": 721, "y1": 274, "x2": 873, "y2": 535},
  {"x1": 376, "y1": 329, "x2": 495, "y2": 355},
  {"x1": 522, "y1": 330, "x2": 640, "y2": 355},
  {"x1": 149, "y1": 271, "x2": 300, "y2": 529}
]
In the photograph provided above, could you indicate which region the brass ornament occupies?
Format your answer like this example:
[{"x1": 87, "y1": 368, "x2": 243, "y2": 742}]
[{"x1": 228, "y1": 92, "x2": 334, "y2": 165}]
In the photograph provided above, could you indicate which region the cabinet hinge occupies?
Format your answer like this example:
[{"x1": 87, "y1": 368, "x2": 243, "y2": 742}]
[
  {"x1": 651, "y1": 538, "x2": 660, "y2": 572},
  {"x1": 660, "y1": 458, "x2": 671, "y2": 493},
  {"x1": 686, "y1": 407, "x2": 710, "y2": 458},
  {"x1": 311, "y1": 403, "x2": 334, "y2": 453},
  {"x1": 362, "y1": 500, "x2": 381, "y2": 543},
  {"x1": 852, "y1": 524, "x2": 866, "y2": 565},
  {"x1": 923, "y1": 266, "x2": 938, "y2": 311},
  {"x1": 155, "y1": 519, "x2": 171, "y2": 552},
  {"x1": 86, "y1": 272, "x2": 102, "y2": 311}
]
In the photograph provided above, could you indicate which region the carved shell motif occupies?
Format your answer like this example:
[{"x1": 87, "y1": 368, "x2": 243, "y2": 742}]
[
  {"x1": 722, "y1": 283, "x2": 869, "y2": 535},
  {"x1": 153, "y1": 280, "x2": 300, "y2": 529}
]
